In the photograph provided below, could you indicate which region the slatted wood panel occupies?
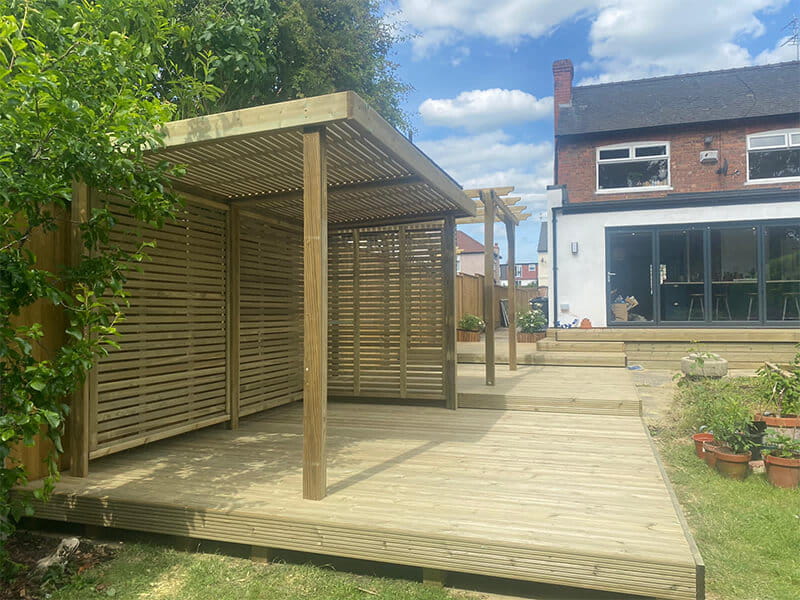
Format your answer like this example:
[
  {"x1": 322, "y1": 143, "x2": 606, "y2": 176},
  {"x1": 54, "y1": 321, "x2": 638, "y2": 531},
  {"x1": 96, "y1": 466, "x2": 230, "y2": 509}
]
[
  {"x1": 328, "y1": 224, "x2": 445, "y2": 401},
  {"x1": 92, "y1": 198, "x2": 229, "y2": 457},
  {"x1": 21, "y1": 403, "x2": 701, "y2": 600},
  {"x1": 238, "y1": 214, "x2": 304, "y2": 417}
]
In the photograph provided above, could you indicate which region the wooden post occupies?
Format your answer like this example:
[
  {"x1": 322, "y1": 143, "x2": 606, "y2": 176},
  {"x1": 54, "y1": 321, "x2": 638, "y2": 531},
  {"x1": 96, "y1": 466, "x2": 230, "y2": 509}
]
[
  {"x1": 480, "y1": 190, "x2": 495, "y2": 386},
  {"x1": 442, "y1": 215, "x2": 457, "y2": 409},
  {"x1": 303, "y1": 126, "x2": 328, "y2": 501},
  {"x1": 399, "y1": 226, "x2": 407, "y2": 398},
  {"x1": 505, "y1": 214, "x2": 517, "y2": 371},
  {"x1": 226, "y1": 205, "x2": 241, "y2": 429},
  {"x1": 70, "y1": 182, "x2": 91, "y2": 477}
]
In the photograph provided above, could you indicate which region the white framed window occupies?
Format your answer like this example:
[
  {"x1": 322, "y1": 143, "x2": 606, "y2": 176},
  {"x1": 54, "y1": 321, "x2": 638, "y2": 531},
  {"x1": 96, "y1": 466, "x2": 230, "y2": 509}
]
[
  {"x1": 514, "y1": 265, "x2": 522, "y2": 278},
  {"x1": 746, "y1": 129, "x2": 800, "y2": 184},
  {"x1": 596, "y1": 142, "x2": 670, "y2": 193}
]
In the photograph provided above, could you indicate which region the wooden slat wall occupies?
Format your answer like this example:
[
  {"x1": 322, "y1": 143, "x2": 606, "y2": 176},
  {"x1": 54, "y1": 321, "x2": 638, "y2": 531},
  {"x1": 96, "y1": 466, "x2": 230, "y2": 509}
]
[
  {"x1": 238, "y1": 213, "x2": 304, "y2": 417},
  {"x1": 329, "y1": 224, "x2": 445, "y2": 401},
  {"x1": 92, "y1": 198, "x2": 229, "y2": 457}
]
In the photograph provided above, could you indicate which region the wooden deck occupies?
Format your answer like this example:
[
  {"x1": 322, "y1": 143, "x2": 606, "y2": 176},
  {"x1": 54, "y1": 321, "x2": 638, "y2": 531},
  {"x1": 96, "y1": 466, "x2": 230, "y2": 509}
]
[
  {"x1": 457, "y1": 364, "x2": 641, "y2": 415},
  {"x1": 21, "y1": 402, "x2": 700, "y2": 599}
]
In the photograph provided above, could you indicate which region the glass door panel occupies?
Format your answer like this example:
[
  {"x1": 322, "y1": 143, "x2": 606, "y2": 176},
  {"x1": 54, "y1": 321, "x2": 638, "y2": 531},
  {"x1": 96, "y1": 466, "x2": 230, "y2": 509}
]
[
  {"x1": 659, "y1": 230, "x2": 705, "y2": 321},
  {"x1": 710, "y1": 227, "x2": 758, "y2": 321},
  {"x1": 607, "y1": 231, "x2": 654, "y2": 323},
  {"x1": 765, "y1": 224, "x2": 800, "y2": 322}
]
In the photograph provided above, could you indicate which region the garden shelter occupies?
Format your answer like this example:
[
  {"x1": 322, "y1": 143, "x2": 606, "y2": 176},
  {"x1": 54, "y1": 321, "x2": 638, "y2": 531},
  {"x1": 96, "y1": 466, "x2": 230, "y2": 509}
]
[{"x1": 68, "y1": 91, "x2": 474, "y2": 499}]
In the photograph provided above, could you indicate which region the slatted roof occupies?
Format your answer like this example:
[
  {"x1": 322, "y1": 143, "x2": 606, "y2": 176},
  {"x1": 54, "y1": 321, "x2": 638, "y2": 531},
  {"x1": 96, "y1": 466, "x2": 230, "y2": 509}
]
[{"x1": 150, "y1": 92, "x2": 475, "y2": 226}]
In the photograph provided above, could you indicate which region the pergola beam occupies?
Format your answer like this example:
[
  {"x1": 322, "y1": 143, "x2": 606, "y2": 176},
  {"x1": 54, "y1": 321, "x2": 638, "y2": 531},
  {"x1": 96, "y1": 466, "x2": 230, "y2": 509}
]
[
  {"x1": 231, "y1": 175, "x2": 424, "y2": 208},
  {"x1": 302, "y1": 126, "x2": 328, "y2": 501},
  {"x1": 463, "y1": 186, "x2": 514, "y2": 198}
]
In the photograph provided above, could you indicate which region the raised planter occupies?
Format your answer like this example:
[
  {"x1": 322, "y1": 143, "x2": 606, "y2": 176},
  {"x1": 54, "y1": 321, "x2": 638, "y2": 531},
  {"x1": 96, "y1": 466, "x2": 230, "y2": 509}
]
[
  {"x1": 764, "y1": 454, "x2": 800, "y2": 489},
  {"x1": 714, "y1": 448, "x2": 752, "y2": 480},
  {"x1": 754, "y1": 413, "x2": 800, "y2": 428},
  {"x1": 680, "y1": 353, "x2": 728, "y2": 378},
  {"x1": 691, "y1": 433, "x2": 715, "y2": 459},
  {"x1": 517, "y1": 331, "x2": 546, "y2": 343},
  {"x1": 457, "y1": 329, "x2": 481, "y2": 342}
]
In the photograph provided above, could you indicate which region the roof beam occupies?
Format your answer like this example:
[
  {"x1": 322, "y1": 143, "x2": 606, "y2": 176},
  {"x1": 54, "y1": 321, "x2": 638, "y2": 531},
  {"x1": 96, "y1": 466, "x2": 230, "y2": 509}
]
[
  {"x1": 463, "y1": 186, "x2": 514, "y2": 198},
  {"x1": 230, "y1": 175, "x2": 424, "y2": 208}
]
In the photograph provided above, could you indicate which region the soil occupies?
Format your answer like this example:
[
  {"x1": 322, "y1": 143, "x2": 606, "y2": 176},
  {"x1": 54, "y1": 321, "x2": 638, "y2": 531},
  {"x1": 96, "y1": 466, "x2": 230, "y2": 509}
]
[{"x1": 1, "y1": 532, "x2": 117, "y2": 600}]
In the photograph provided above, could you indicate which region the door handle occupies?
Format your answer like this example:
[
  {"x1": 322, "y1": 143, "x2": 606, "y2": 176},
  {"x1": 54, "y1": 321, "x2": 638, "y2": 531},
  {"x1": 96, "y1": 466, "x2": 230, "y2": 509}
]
[{"x1": 607, "y1": 271, "x2": 616, "y2": 283}]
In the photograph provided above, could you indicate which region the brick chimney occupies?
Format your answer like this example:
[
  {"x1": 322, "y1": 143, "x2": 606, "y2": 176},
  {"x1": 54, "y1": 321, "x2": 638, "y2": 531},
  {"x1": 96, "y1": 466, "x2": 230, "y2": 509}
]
[{"x1": 552, "y1": 59, "x2": 574, "y2": 131}]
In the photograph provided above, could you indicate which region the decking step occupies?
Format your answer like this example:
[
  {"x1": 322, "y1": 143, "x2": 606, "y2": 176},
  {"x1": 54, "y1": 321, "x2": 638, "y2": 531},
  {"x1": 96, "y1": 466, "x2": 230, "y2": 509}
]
[
  {"x1": 536, "y1": 340, "x2": 625, "y2": 352},
  {"x1": 456, "y1": 351, "x2": 627, "y2": 367}
]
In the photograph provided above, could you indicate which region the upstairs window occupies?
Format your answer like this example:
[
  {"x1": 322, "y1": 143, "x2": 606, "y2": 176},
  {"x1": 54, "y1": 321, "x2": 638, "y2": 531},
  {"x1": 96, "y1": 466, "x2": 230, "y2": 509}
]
[
  {"x1": 747, "y1": 129, "x2": 800, "y2": 182},
  {"x1": 597, "y1": 142, "x2": 670, "y2": 192}
]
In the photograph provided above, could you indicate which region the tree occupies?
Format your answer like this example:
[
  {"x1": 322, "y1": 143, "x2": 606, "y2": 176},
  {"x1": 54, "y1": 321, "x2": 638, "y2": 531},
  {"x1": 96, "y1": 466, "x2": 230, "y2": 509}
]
[
  {"x1": 0, "y1": 0, "x2": 211, "y2": 573},
  {"x1": 162, "y1": 0, "x2": 411, "y2": 128}
]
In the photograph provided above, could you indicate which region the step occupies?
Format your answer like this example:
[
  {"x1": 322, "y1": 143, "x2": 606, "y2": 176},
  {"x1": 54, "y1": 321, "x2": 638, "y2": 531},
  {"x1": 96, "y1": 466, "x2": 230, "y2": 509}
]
[
  {"x1": 456, "y1": 351, "x2": 627, "y2": 368},
  {"x1": 536, "y1": 340, "x2": 626, "y2": 353}
]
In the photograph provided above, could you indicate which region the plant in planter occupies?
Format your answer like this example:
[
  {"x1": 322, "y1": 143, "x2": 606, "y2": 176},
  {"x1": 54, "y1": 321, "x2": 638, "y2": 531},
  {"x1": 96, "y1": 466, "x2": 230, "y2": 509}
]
[
  {"x1": 457, "y1": 314, "x2": 484, "y2": 342},
  {"x1": 755, "y1": 347, "x2": 800, "y2": 428},
  {"x1": 763, "y1": 433, "x2": 800, "y2": 489},
  {"x1": 516, "y1": 309, "x2": 547, "y2": 343},
  {"x1": 704, "y1": 395, "x2": 755, "y2": 480}
]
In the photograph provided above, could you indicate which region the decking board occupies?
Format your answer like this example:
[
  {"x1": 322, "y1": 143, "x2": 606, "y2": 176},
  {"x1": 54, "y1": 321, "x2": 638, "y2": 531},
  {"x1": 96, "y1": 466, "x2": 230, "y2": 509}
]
[{"x1": 21, "y1": 402, "x2": 699, "y2": 599}]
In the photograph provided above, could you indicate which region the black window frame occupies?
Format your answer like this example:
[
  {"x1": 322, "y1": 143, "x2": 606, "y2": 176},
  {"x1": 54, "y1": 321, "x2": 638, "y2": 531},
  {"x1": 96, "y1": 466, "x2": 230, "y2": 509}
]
[{"x1": 605, "y1": 218, "x2": 800, "y2": 328}]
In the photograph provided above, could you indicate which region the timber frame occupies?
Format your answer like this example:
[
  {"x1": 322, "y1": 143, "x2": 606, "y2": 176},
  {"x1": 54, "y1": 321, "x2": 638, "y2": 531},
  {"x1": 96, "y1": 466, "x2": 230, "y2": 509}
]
[
  {"x1": 462, "y1": 187, "x2": 532, "y2": 386},
  {"x1": 66, "y1": 92, "x2": 475, "y2": 500}
]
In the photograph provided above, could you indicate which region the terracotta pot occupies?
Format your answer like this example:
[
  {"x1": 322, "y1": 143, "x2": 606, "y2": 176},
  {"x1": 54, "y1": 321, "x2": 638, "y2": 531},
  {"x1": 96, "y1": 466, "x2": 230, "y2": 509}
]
[
  {"x1": 692, "y1": 433, "x2": 715, "y2": 459},
  {"x1": 517, "y1": 331, "x2": 546, "y2": 343},
  {"x1": 764, "y1": 454, "x2": 800, "y2": 489},
  {"x1": 714, "y1": 448, "x2": 752, "y2": 480},
  {"x1": 703, "y1": 442, "x2": 719, "y2": 468},
  {"x1": 754, "y1": 413, "x2": 800, "y2": 428},
  {"x1": 457, "y1": 329, "x2": 481, "y2": 342}
]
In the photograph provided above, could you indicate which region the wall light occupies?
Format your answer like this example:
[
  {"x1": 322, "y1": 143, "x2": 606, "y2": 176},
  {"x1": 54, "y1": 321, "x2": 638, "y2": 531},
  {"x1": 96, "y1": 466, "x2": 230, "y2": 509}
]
[{"x1": 570, "y1": 242, "x2": 579, "y2": 255}]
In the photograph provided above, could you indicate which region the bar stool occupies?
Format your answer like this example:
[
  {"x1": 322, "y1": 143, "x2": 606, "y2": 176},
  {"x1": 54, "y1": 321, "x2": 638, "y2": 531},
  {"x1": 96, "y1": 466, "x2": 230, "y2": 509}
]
[
  {"x1": 745, "y1": 292, "x2": 758, "y2": 320},
  {"x1": 688, "y1": 293, "x2": 705, "y2": 320},
  {"x1": 714, "y1": 293, "x2": 732, "y2": 320},
  {"x1": 783, "y1": 292, "x2": 800, "y2": 320}
]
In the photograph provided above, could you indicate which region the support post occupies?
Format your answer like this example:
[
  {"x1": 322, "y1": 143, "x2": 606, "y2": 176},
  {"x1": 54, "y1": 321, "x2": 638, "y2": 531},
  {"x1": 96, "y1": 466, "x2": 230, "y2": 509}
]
[
  {"x1": 442, "y1": 215, "x2": 457, "y2": 409},
  {"x1": 504, "y1": 214, "x2": 517, "y2": 371},
  {"x1": 302, "y1": 127, "x2": 328, "y2": 500},
  {"x1": 70, "y1": 182, "x2": 90, "y2": 477},
  {"x1": 480, "y1": 190, "x2": 495, "y2": 386},
  {"x1": 226, "y1": 205, "x2": 241, "y2": 429}
]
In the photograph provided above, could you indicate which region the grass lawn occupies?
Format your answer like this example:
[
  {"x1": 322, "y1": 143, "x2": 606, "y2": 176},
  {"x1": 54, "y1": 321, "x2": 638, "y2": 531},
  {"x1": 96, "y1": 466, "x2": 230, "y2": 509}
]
[
  {"x1": 47, "y1": 543, "x2": 472, "y2": 600},
  {"x1": 652, "y1": 377, "x2": 800, "y2": 600}
]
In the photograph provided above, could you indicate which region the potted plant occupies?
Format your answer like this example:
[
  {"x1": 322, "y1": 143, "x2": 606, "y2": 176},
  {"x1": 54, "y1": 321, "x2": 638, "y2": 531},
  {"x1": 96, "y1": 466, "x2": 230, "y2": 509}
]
[
  {"x1": 517, "y1": 308, "x2": 547, "y2": 343},
  {"x1": 457, "y1": 314, "x2": 484, "y2": 342},
  {"x1": 763, "y1": 433, "x2": 800, "y2": 489},
  {"x1": 691, "y1": 429, "x2": 715, "y2": 459},
  {"x1": 755, "y1": 347, "x2": 800, "y2": 428},
  {"x1": 705, "y1": 396, "x2": 755, "y2": 480}
]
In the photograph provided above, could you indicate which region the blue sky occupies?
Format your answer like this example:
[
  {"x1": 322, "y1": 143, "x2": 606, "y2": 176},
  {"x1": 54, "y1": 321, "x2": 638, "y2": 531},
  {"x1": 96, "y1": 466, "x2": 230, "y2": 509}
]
[{"x1": 384, "y1": 0, "x2": 799, "y2": 263}]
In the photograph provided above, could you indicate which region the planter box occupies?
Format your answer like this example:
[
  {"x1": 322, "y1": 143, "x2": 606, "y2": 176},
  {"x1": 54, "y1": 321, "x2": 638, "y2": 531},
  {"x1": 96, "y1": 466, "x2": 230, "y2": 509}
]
[
  {"x1": 680, "y1": 353, "x2": 728, "y2": 377},
  {"x1": 754, "y1": 413, "x2": 800, "y2": 428},
  {"x1": 518, "y1": 332, "x2": 546, "y2": 343},
  {"x1": 457, "y1": 329, "x2": 481, "y2": 342}
]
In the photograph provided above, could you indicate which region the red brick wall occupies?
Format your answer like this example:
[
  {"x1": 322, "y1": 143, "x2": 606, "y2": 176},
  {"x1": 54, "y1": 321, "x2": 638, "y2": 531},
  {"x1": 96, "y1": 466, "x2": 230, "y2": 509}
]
[{"x1": 557, "y1": 115, "x2": 800, "y2": 203}]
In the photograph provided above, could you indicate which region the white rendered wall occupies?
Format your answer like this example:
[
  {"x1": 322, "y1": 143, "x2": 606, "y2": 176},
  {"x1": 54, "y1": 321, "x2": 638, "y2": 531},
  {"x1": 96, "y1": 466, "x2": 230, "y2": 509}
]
[{"x1": 554, "y1": 200, "x2": 800, "y2": 327}]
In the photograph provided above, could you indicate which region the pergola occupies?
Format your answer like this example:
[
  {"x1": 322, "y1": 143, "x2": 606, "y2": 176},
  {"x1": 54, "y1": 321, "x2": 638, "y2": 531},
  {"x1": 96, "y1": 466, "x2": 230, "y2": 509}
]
[
  {"x1": 68, "y1": 92, "x2": 475, "y2": 501},
  {"x1": 460, "y1": 187, "x2": 533, "y2": 386}
]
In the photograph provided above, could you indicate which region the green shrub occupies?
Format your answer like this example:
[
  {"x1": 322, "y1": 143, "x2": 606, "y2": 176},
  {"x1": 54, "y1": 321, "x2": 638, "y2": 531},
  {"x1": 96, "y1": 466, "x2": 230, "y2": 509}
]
[
  {"x1": 763, "y1": 433, "x2": 800, "y2": 459},
  {"x1": 517, "y1": 309, "x2": 547, "y2": 333},
  {"x1": 756, "y1": 345, "x2": 800, "y2": 416},
  {"x1": 457, "y1": 314, "x2": 484, "y2": 332},
  {"x1": 703, "y1": 395, "x2": 755, "y2": 454}
]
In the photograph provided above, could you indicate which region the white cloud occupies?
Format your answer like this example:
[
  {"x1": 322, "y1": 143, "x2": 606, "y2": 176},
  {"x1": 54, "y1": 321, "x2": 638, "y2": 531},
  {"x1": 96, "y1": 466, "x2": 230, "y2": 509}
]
[
  {"x1": 419, "y1": 89, "x2": 552, "y2": 131},
  {"x1": 395, "y1": 0, "x2": 597, "y2": 58},
  {"x1": 417, "y1": 130, "x2": 552, "y2": 214},
  {"x1": 579, "y1": 0, "x2": 788, "y2": 84},
  {"x1": 755, "y1": 36, "x2": 800, "y2": 64}
]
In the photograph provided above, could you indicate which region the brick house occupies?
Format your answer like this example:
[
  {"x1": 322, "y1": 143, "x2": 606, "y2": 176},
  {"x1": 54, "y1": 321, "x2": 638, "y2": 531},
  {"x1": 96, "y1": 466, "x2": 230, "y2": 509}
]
[
  {"x1": 499, "y1": 262, "x2": 538, "y2": 287},
  {"x1": 542, "y1": 59, "x2": 800, "y2": 328},
  {"x1": 456, "y1": 230, "x2": 500, "y2": 281}
]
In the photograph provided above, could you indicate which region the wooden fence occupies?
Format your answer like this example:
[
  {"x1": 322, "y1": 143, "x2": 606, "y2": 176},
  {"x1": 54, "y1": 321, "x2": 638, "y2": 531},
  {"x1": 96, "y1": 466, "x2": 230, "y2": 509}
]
[{"x1": 456, "y1": 273, "x2": 540, "y2": 327}]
